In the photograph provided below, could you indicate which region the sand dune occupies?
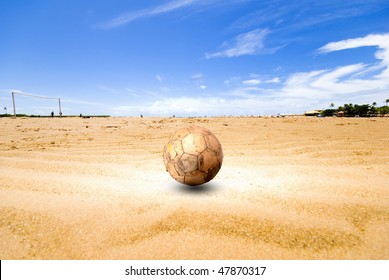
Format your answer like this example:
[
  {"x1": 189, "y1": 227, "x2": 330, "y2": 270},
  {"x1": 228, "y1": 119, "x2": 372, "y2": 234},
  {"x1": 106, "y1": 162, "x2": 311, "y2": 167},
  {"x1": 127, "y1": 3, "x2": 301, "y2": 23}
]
[{"x1": 1, "y1": 116, "x2": 388, "y2": 259}]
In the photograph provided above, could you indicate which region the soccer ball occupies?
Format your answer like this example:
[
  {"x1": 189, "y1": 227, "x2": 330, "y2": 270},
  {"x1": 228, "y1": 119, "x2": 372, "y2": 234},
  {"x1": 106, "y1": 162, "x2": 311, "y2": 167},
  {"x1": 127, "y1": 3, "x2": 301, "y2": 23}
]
[{"x1": 163, "y1": 125, "x2": 223, "y2": 186}]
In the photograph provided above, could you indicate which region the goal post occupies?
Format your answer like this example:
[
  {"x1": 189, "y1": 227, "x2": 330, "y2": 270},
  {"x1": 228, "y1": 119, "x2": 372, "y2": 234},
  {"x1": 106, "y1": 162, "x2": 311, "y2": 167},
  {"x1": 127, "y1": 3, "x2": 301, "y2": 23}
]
[
  {"x1": 11, "y1": 91, "x2": 62, "y2": 117},
  {"x1": 12, "y1": 91, "x2": 16, "y2": 117}
]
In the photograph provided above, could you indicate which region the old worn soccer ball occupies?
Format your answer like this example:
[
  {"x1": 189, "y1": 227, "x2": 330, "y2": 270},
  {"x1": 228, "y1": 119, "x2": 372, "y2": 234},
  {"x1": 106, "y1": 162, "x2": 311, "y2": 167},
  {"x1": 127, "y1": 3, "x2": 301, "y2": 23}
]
[{"x1": 163, "y1": 125, "x2": 223, "y2": 185}]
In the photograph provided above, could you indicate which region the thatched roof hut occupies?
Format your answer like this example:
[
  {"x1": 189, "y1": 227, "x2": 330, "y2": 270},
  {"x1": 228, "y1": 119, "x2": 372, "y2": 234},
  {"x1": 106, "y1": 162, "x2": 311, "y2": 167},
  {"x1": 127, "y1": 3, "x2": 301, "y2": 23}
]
[
  {"x1": 337, "y1": 111, "x2": 344, "y2": 117},
  {"x1": 304, "y1": 110, "x2": 322, "y2": 116}
]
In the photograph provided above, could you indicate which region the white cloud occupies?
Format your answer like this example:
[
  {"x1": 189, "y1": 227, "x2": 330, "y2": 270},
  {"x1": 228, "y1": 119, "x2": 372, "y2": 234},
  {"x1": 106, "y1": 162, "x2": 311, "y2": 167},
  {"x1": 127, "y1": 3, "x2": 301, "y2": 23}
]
[
  {"x1": 205, "y1": 28, "x2": 270, "y2": 59},
  {"x1": 190, "y1": 73, "x2": 207, "y2": 90},
  {"x1": 274, "y1": 33, "x2": 389, "y2": 111},
  {"x1": 111, "y1": 95, "x2": 296, "y2": 117},
  {"x1": 229, "y1": 88, "x2": 258, "y2": 99},
  {"x1": 265, "y1": 77, "x2": 281, "y2": 84},
  {"x1": 111, "y1": 33, "x2": 389, "y2": 116},
  {"x1": 223, "y1": 76, "x2": 241, "y2": 86},
  {"x1": 156, "y1": 74, "x2": 164, "y2": 83},
  {"x1": 242, "y1": 79, "x2": 261, "y2": 85},
  {"x1": 97, "y1": 0, "x2": 197, "y2": 29},
  {"x1": 242, "y1": 86, "x2": 263, "y2": 92},
  {"x1": 0, "y1": 89, "x2": 12, "y2": 94},
  {"x1": 288, "y1": 33, "x2": 389, "y2": 93},
  {"x1": 191, "y1": 73, "x2": 203, "y2": 80},
  {"x1": 318, "y1": 33, "x2": 389, "y2": 80},
  {"x1": 317, "y1": 33, "x2": 389, "y2": 55}
]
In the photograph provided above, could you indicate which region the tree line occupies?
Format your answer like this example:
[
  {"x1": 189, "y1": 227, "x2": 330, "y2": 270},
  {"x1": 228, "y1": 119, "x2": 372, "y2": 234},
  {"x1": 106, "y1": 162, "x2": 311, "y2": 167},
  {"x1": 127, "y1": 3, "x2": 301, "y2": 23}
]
[{"x1": 321, "y1": 99, "x2": 389, "y2": 117}]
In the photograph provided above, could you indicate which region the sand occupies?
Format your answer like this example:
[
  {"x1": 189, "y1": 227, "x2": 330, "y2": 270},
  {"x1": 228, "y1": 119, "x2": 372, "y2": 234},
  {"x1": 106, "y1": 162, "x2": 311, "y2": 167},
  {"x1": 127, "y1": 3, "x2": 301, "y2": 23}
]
[{"x1": 0, "y1": 116, "x2": 388, "y2": 259}]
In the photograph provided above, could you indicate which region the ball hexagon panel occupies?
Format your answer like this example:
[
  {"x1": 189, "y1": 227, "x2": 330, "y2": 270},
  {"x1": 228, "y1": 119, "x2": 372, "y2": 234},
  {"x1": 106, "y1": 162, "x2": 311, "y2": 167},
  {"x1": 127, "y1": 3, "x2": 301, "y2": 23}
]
[
  {"x1": 184, "y1": 170, "x2": 206, "y2": 186},
  {"x1": 167, "y1": 140, "x2": 184, "y2": 160},
  {"x1": 198, "y1": 148, "x2": 218, "y2": 173},
  {"x1": 178, "y1": 153, "x2": 198, "y2": 173},
  {"x1": 182, "y1": 133, "x2": 207, "y2": 155}
]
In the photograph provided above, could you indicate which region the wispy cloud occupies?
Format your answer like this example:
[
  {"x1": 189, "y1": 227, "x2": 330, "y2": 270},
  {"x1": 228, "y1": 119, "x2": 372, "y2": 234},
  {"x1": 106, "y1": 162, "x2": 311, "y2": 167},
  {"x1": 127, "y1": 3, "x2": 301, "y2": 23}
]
[
  {"x1": 317, "y1": 33, "x2": 389, "y2": 77},
  {"x1": 318, "y1": 33, "x2": 389, "y2": 53},
  {"x1": 230, "y1": 1, "x2": 389, "y2": 33},
  {"x1": 62, "y1": 98, "x2": 107, "y2": 107},
  {"x1": 265, "y1": 77, "x2": 281, "y2": 84},
  {"x1": 156, "y1": 74, "x2": 164, "y2": 83},
  {"x1": 97, "y1": 0, "x2": 197, "y2": 29},
  {"x1": 96, "y1": 0, "x2": 251, "y2": 29},
  {"x1": 125, "y1": 88, "x2": 141, "y2": 97},
  {"x1": 242, "y1": 79, "x2": 261, "y2": 85},
  {"x1": 190, "y1": 73, "x2": 207, "y2": 90},
  {"x1": 0, "y1": 89, "x2": 12, "y2": 94},
  {"x1": 95, "y1": 85, "x2": 121, "y2": 95},
  {"x1": 190, "y1": 73, "x2": 203, "y2": 80},
  {"x1": 205, "y1": 28, "x2": 272, "y2": 59}
]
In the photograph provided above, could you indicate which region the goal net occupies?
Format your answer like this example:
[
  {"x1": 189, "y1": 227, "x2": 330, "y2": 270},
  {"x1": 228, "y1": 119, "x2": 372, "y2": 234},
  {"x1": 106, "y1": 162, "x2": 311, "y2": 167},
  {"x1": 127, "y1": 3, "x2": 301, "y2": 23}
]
[{"x1": 10, "y1": 91, "x2": 62, "y2": 117}]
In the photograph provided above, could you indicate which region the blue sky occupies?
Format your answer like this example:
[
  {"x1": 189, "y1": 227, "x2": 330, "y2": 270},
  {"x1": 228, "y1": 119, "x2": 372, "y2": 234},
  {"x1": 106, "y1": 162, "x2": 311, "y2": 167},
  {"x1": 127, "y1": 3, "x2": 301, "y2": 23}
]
[{"x1": 1, "y1": 0, "x2": 389, "y2": 116}]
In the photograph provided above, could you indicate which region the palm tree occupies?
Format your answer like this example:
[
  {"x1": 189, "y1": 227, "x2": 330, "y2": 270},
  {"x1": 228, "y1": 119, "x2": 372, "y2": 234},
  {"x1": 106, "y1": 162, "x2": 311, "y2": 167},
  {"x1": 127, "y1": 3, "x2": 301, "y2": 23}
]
[
  {"x1": 386, "y1": 99, "x2": 389, "y2": 106},
  {"x1": 371, "y1": 102, "x2": 377, "y2": 116},
  {"x1": 330, "y1": 103, "x2": 334, "y2": 109}
]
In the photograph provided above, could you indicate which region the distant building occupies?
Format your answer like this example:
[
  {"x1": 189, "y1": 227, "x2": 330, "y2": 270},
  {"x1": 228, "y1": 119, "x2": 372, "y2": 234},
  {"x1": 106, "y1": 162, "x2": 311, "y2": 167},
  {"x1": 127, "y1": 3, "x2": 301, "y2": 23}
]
[
  {"x1": 304, "y1": 109, "x2": 322, "y2": 116},
  {"x1": 337, "y1": 111, "x2": 344, "y2": 117}
]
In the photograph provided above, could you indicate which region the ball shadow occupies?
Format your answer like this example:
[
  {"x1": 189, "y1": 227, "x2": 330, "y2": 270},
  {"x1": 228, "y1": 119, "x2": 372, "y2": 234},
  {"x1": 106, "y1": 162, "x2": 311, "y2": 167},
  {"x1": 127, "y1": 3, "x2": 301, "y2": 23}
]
[{"x1": 173, "y1": 181, "x2": 220, "y2": 194}]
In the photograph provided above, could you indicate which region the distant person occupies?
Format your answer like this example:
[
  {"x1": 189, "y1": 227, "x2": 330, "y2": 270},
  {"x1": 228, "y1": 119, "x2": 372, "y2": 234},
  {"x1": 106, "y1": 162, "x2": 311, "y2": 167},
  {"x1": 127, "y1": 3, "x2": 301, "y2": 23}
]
[
  {"x1": 140, "y1": 114, "x2": 143, "y2": 118},
  {"x1": 59, "y1": 112, "x2": 62, "y2": 118},
  {"x1": 51, "y1": 111, "x2": 54, "y2": 118},
  {"x1": 80, "y1": 113, "x2": 83, "y2": 118}
]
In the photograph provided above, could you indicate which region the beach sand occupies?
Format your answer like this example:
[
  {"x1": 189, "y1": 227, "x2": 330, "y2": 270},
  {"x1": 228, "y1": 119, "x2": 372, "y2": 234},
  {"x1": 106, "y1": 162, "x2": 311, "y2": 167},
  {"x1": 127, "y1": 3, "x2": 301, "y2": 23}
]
[{"x1": 1, "y1": 116, "x2": 388, "y2": 259}]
